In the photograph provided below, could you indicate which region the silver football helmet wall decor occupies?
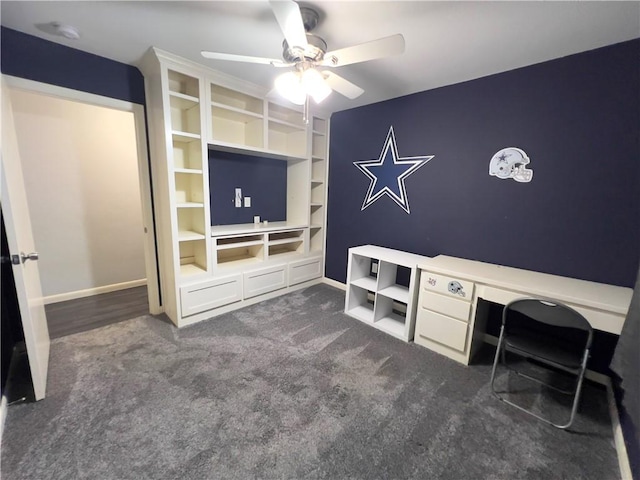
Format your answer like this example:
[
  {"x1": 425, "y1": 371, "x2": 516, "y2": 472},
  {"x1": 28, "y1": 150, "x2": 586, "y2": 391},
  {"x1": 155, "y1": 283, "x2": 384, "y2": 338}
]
[{"x1": 489, "y1": 147, "x2": 534, "y2": 183}]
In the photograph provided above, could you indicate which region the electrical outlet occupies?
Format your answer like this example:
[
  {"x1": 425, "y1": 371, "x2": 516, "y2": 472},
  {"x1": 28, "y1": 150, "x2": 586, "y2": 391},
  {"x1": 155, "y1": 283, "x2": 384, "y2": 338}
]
[
  {"x1": 244, "y1": 196, "x2": 251, "y2": 207},
  {"x1": 235, "y1": 188, "x2": 242, "y2": 208}
]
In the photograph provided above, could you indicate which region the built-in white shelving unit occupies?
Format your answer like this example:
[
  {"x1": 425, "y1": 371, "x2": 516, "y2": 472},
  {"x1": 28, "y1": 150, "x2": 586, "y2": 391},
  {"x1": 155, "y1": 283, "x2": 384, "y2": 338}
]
[
  {"x1": 140, "y1": 47, "x2": 328, "y2": 327},
  {"x1": 345, "y1": 245, "x2": 430, "y2": 342}
]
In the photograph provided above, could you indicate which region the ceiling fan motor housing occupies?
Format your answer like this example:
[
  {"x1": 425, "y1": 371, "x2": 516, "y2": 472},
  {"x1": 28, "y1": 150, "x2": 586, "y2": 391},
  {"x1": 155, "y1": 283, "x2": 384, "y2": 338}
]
[{"x1": 282, "y1": 33, "x2": 327, "y2": 63}]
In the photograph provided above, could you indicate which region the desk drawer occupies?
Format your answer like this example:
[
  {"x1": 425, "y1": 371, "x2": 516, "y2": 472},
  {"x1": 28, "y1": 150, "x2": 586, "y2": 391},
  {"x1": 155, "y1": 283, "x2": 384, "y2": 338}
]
[
  {"x1": 180, "y1": 274, "x2": 242, "y2": 317},
  {"x1": 415, "y1": 309, "x2": 469, "y2": 352},
  {"x1": 422, "y1": 271, "x2": 474, "y2": 301},
  {"x1": 421, "y1": 290, "x2": 471, "y2": 322}
]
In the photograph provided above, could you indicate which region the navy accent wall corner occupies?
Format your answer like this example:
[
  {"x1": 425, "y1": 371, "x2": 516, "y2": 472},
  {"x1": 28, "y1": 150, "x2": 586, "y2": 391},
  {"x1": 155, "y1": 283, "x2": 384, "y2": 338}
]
[
  {"x1": 1, "y1": 27, "x2": 145, "y2": 104},
  {"x1": 209, "y1": 150, "x2": 287, "y2": 226},
  {"x1": 327, "y1": 39, "x2": 640, "y2": 287}
]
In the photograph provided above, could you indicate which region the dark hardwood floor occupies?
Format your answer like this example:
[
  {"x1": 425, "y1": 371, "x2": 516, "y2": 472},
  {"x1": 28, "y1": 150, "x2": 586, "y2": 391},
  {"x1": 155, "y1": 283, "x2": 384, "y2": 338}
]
[{"x1": 45, "y1": 286, "x2": 149, "y2": 339}]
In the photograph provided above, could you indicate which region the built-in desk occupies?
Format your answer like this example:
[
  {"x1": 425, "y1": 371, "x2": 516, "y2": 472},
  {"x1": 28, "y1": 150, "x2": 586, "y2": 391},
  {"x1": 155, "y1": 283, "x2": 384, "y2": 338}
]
[{"x1": 415, "y1": 255, "x2": 633, "y2": 365}]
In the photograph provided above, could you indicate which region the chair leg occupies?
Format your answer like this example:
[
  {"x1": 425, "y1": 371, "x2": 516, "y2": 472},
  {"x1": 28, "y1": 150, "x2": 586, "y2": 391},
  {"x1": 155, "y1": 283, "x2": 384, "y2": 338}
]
[
  {"x1": 561, "y1": 348, "x2": 590, "y2": 429},
  {"x1": 490, "y1": 326, "x2": 506, "y2": 398},
  {"x1": 491, "y1": 344, "x2": 591, "y2": 430}
]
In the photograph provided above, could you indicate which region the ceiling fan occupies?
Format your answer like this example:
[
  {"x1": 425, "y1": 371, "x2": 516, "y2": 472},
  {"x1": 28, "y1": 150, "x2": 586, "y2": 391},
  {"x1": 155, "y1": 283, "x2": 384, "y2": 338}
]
[{"x1": 201, "y1": 0, "x2": 405, "y2": 108}]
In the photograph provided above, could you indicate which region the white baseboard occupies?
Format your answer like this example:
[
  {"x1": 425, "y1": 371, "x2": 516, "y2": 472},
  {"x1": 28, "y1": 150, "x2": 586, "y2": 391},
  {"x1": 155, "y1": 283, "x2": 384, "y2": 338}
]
[
  {"x1": 605, "y1": 378, "x2": 633, "y2": 480},
  {"x1": 43, "y1": 279, "x2": 147, "y2": 305},
  {"x1": 0, "y1": 395, "x2": 7, "y2": 449},
  {"x1": 322, "y1": 277, "x2": 346, "y2": 291}
]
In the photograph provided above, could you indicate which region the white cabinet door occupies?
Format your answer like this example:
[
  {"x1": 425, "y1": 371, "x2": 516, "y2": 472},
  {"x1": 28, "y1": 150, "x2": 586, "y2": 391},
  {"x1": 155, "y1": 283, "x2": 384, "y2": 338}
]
[
  {"x1": 1, "y1": 80, "x2": 50, "y2": 400},
  {"x1": 243, "y1": 264, "x2": 287, "y2": 299},
  {"x1": 180, "y1": 274, "x2": 242, "y2": 317},
  {"x1": 288, "y1": 256, "x2": 322, "y2": 286}
]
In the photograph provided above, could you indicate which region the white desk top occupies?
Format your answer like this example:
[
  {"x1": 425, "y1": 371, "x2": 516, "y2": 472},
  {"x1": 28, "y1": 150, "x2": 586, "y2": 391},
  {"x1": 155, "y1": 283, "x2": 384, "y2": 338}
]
[{"x1": 419, "y1": 255, "x2": 633, "y2": 316}]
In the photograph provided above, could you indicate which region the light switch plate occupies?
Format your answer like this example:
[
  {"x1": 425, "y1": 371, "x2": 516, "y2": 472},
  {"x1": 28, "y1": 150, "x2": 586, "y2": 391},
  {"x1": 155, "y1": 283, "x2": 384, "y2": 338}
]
[{"x1": 235, "y1": 188, "x2": 242, "y2": 208}]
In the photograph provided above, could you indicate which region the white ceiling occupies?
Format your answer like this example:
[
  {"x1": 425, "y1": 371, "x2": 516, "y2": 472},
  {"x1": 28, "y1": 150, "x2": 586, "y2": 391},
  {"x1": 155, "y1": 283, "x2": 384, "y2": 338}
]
[{"x1": 2, "y1": 1, "x2": 639, "y2": 114}]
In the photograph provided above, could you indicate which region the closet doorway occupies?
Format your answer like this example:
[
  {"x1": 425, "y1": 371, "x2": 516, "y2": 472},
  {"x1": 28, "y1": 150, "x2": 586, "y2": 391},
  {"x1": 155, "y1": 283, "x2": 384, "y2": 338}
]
[{"x1": 6, "y1": 77, "x2": 160, "y2": 337}]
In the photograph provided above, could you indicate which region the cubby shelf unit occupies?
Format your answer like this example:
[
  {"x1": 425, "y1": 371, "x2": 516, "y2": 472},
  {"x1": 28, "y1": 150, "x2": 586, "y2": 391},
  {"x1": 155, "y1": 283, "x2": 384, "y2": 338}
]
[{"x1": 345, "y1": 245, "x2": 430, "y2": 342}]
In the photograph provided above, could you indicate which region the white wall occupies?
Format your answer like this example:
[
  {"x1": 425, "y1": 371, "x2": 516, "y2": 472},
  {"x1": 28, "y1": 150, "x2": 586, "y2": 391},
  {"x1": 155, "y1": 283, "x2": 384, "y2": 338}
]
[{"x1": 10, "y1": 89, "x2": 146, "y2": 298}]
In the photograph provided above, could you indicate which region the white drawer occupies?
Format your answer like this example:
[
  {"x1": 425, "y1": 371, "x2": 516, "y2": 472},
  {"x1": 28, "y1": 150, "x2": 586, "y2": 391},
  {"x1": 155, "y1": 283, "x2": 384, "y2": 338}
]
[
  {"x1": 415, "y1": 309, "x2": 469, "y2": 352},
  {"x1": 243, "y1": 264, "x2": 287, "y2": 299},
  {"x1": 422, "y1": 271, "x2": 474, "y2": 301},
  {"x1": 288, "y1": 256, "x2": 322, "y2": 286},
  {"x1": 420, "y1": 290, "x2": 471, "y2": 322},
  {"x1": 180, "y1": 274, "x2": 242, "y2": 317}
]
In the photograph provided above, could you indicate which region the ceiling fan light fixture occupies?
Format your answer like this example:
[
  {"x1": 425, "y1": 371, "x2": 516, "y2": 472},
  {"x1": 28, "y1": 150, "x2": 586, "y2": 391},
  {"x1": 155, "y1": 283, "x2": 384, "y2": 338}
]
[
  {"x1": 301, "y1": 68, "x2": 332, "y2": 104},
  {"x1": 275, "y1": 71, "x2": 306, "y2": 105}
]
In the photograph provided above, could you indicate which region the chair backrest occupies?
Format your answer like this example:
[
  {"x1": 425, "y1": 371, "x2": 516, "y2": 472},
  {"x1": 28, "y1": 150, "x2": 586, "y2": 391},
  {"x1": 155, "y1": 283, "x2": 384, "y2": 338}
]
[{"x1": 503, "y1": 298, "x2": 594, "y2": 349}]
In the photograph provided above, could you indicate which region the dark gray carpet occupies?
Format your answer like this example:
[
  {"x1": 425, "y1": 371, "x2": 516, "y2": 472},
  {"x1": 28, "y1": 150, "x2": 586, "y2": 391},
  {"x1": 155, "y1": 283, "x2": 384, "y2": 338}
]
[{"x1": 2, "y1": 284, "x2": 619, "y2": 479}]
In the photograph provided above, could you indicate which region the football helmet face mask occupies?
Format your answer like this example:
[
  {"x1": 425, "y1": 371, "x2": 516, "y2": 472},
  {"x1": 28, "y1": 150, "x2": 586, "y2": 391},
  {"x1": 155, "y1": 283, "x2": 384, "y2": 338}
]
[{"x1": 489, "y1": 147, "x2": 533, "y2": 183}]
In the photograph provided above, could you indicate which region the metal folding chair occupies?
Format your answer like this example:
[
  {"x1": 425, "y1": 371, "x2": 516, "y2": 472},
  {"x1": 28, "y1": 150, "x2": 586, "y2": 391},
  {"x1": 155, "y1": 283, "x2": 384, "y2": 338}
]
[{"x1": 490, "y1": 298, "x2": 593, "y2": 429}]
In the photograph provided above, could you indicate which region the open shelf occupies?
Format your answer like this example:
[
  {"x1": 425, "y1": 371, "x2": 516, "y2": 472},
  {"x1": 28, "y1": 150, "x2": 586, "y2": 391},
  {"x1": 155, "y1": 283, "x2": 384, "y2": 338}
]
[
  {"x1": 268, "y1": 122, "x2": 307, "y2": 157},
  {"x1": 312, "y1": 133, "x2": 327, "y2": 158},
  {"x1": 217, "y1": 244, "x2": 264, "y2": 266},
  {"x1": 268, "y1": 229, "x2": 304, "y2": 244},
  {"x1": 269, "y1": 241, "x2": 304, "y2": 257},
  {"x1": 216, "y1": 234, "x2": 263, "y2": 249},
  {"x1": 168, "y1": 70, "x2": 199, "y2": 97},
  {"x1": 172, "y1": 131, "x2": 201, "y2": 143},
  {"x1": 211, "y1": 84, "x2": 263, "y2": 114},
  {"x1": 177, "y1": 208, "x2": 205, "y2": 240},
  {"x1": 169, "y1": 91, "x2": 199, "y2": 109},
  {"x1": 377, "y1": 285, "x2": 410, "y2": 304},
  {"x1": 377, "y1": 261, "x2": 411, "y2": 302},
  {"x1": 312, "y1": 117, "x2": 327, "y2": 135},
  {"x1": 309, "y1": 227, "x2": 324, "y2": 253},
  {"x1": 178, "y1": 230, "x2": 206, "y2": 242},
  {"x1": 311, "y1": 182, "x2": 325, "y2": 204},
  {"x1": 211, "y1": 106, "x2": 264, "y2": 148},
  {"x1": 180, "y1": 263, "x2": 208, "y2": 276},
  {"x1": 345, "y1": 285, "x2": 375, "y2": 323},
  {"x1": 375, "y1": 314, "x2": 406, "y2": 339},
  {"x1": 170, "y1": 96, "x2": 200, "y2": 135},
  {"x1": 174, "y1": 172, "x2": 204, "y2": 204},
  {"x1": 350, "y1": 276, "x2": 377, "y2": 292},
  {"x1": 312, "y1": 157, "x2": 326, "y2": 181},
  {"x1": 179, "y1": 239, "x2": 207, "y2": 277},
  {"x1": 268, "y1": 102, "x2": 304, "y2": 125}
]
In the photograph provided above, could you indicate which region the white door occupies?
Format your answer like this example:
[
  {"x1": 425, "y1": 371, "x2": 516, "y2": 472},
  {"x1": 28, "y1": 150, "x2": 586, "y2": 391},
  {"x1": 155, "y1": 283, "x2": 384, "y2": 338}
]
[{"x1": 1, "y1": 78, "x2": 50, "y2": 400}]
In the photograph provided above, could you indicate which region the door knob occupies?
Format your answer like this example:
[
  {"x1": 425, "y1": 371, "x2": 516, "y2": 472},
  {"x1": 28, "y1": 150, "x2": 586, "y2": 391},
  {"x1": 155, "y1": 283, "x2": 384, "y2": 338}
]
[{"x1": 19, "y1": 251, "x2": 39, "y2": 264}]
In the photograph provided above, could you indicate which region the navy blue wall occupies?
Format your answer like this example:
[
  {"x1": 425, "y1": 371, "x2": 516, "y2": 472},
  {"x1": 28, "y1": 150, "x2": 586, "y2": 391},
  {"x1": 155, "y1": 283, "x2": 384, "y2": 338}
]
[
  {"x1": 1, "y1": 27, "x2": 145, "y2": 104},
  {"x1": 209, "y1": 149, "x2": 287, "y2": 225},
  {"x1": 327, "y1": 39, "x2": 640, "y2": 288}
]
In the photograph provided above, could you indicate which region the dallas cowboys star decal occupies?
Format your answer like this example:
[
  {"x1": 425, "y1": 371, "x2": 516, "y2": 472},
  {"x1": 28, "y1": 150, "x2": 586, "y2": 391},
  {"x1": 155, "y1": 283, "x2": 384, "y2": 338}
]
[{"x1": 353, "y1": 126, "x2": 434, "y2": 214}]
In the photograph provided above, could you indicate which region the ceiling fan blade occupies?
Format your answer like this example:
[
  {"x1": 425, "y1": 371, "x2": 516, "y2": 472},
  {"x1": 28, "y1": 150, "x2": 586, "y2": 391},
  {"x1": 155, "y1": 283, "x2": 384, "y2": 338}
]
[
  {"x1": 201, "y1": 51, "x2": 289, "y2": 67},
  {"x1": 322, "y1": 71, "x2": 364, "y2": 99},
  {"x1": 322, "y1": 34, "x2": 405, "y2": 67},
  {"x1": 269, "y1": 0, "x2": 308, "y2": 50}
]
